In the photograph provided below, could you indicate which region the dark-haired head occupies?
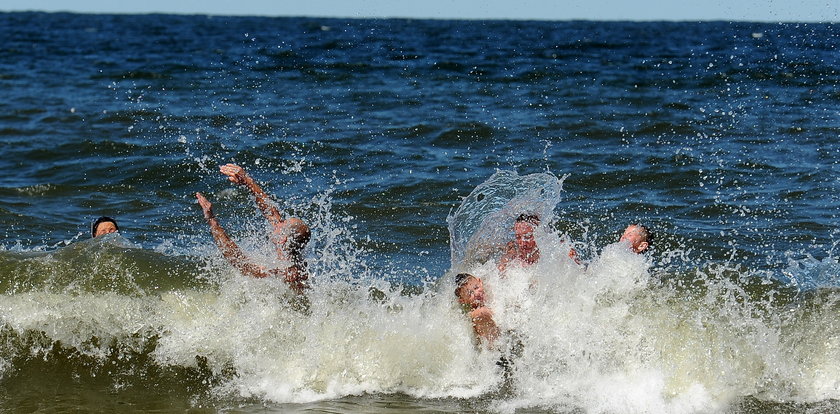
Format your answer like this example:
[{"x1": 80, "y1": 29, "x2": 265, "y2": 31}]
[
  {"x1": 91, "y1": 216, "x2": 119, "y2": 237},
  {"x1": 515, "y1": 214, "x2": 540, "y2": 225},
  {"x1": 454, "y1": 273, "x2": 474, "y2": 295},
  {"x1": 454, "y1": 272, "x2": 485, "y2": 308}
]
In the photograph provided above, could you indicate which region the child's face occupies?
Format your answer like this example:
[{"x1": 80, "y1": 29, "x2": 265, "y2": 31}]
[
  {"x1": 458, "y1": 277, "x2": 486, "y2": 308},
  {"x1": 514, "y1": 221, "x2": 537, "y2": 250}
]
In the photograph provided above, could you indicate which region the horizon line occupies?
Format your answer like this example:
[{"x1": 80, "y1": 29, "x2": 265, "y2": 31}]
[{"x1": 1, "y1": 9, "x2": 836, "y2": 24}]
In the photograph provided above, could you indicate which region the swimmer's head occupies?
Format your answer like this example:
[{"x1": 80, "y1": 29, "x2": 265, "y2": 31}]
[
  {"x1": 515, "y1": 213, "x2": 540, "y2": 226},
  {"x1": 620, "y1": 224, "x2": 652, "y2": 253},
  {"x1": 91, "y1": 216, "x2": 119, "y2": 238},
  {"x1": 281, "y1": 217, "x2": 311, "y2": 253},
  {"x1": 454, "y1": 273, "x2": 485, "y2": 309},
  {"x1": 514, "y1": 213, "x2": 540, "y2": 252}
]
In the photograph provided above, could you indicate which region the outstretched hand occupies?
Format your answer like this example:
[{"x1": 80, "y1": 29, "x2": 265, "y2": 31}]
[
  {"x1": 195, "y1": 192, "x2": 214, "y2": 220},
  {"x1": 219, "y1": 163, "x2": 249, "y2": 186}
]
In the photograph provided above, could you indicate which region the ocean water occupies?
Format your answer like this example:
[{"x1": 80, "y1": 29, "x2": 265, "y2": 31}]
[{"x1": 0, "y1": 12, "x2": 839, "y2": 413}]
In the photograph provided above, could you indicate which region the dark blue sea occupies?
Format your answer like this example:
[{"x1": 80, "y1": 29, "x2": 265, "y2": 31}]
[{"x1": 0, "y1": 12, "x2": 838, "y2": 413}]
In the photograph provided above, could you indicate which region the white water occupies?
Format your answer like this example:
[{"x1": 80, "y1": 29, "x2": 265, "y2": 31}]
[
  {"x1": 1, "y1": 173, "x2": 838, "y2": 413},
  {"x1": 2, "y1": 223, "x2": 837, "y2": 412}
]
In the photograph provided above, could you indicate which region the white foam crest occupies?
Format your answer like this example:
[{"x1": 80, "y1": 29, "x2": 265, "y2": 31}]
[
  {"x1": 3, "y1": 172, "x2": 839, "y2": 409},
  {"x1": 0, "y1": 266, "x2": 501, "y2": 402},
  {"x1": 163, "y1": 183, "x2": 510, "y2": 402},
  {"x1": 436, "y1": 168, "x2": 840, "y2": 411},
  {"x1": 1, "y1": 232, "x2": 838, "y2": 409},
  {"x1": 775, "y1": 288, "x2": 840, "y2": 402},
  {"x1": 448, "y1": 226, "x2": 840, "y2": 413},
  {"x1": 476, "y1": 232, "x2": 687, "y2": 412},
  {"x1": 0, "y1": 292, "x2": 158, "y2": 358},
  {"x1": 151, "y1": 274, "x2": 502, "y2": 403}
]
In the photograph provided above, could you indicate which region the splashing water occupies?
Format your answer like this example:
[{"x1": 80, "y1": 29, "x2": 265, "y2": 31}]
[{"x1": 1, "y1": 168, "x2": 839, "y2": 413}]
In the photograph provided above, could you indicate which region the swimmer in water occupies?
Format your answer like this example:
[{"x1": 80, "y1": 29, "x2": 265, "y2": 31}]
[
  {"x1": 619, "y1": 223, "x2": 652, "y2": 254},
  {"x1": 454, "y1": 272, "x2": 499, "y2": 346},
  {"x1": 91, "y1": 216, "x2": 119, "y2": 237},
  {"x1": 497, "y1": 214, "x2": 541, "y2": 272},
  {"x1": 568, "y1": 223, "x2": 654, "y2": 262},
  {"x1": 196, "y1": 163, "x2": 310, "y2": 294},
  {"x1": 497, "y1": 213, "x2": 581, "y2": 270}
]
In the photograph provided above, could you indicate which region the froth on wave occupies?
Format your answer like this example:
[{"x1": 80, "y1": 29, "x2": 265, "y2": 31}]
[{"x1": 0, "y1": 170, "x2": 838, "y2": 413}]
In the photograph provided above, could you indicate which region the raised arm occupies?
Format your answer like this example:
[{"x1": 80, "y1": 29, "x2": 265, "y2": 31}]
[
  {"x1": 196, "y1": 192, "x2": 307, "y2": 293},
  {"x1": 196, "y1": 192, "x2": 273, "y2": 279},
  {"x1": 219, "y1": 164, "x2": 285, "y2": 229}
]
